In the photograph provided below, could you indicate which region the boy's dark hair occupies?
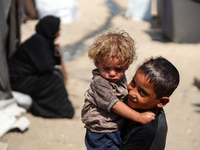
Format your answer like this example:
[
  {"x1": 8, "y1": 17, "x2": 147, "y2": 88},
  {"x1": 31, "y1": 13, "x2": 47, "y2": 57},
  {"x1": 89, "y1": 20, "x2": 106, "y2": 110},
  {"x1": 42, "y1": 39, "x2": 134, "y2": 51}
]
[{"x1": 139, "y1": 56, "x2": 180, "y2": 99}]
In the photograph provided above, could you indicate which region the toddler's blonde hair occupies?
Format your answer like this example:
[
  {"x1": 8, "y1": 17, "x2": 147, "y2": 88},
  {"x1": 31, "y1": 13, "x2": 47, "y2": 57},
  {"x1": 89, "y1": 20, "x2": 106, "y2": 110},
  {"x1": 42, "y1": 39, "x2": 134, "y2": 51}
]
[{"x1": 88, "y1": 30, "x2": 137, "y2": 66}]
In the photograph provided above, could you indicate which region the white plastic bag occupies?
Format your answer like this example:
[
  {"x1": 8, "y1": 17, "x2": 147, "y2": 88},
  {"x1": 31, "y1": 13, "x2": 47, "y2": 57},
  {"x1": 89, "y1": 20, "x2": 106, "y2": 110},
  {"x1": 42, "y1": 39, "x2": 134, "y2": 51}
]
[
  {"x1": 0, "y1": 98, "x2": 30, "y2": 138},
  {"x1": 125, "y1": 0, "x2": 152, "y2": 21},
  {"x1": 34, "y1": 0, "x2": 79, "y2": 24}
]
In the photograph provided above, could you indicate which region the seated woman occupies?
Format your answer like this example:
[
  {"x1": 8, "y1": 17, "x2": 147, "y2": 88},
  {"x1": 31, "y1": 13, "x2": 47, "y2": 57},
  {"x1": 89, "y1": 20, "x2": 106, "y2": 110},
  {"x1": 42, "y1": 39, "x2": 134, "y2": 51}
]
[{"x1": 8, "y1": 15, "x2": 74, "y2": 118}]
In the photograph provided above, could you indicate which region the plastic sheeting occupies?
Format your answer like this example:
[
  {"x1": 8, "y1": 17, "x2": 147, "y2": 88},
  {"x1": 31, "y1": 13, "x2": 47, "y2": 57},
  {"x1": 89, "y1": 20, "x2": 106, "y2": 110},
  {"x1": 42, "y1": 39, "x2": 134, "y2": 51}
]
[
  {"x1": 125, "y1": 0, "x2": 152, "y2": 21},
  {"x1": 0, "y1": 98, "x2": 30, "y2": 138},
  {"x1": 34, "y1": 0, "x2": 79, "y2": 24}
]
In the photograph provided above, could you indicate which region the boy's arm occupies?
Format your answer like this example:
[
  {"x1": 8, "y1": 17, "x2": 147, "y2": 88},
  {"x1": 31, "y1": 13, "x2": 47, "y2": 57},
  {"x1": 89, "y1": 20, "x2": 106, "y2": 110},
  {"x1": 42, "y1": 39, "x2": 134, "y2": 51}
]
[{"x1": 112, "y1": 101, "x2": 155, "y2": 124}]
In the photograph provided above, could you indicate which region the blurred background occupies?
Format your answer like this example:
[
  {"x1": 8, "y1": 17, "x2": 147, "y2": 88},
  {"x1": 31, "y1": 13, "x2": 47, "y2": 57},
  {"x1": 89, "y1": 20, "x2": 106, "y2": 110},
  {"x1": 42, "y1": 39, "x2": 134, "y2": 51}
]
[{"x1": 0, "y1": 0, "x2": 200, "y2": 150}]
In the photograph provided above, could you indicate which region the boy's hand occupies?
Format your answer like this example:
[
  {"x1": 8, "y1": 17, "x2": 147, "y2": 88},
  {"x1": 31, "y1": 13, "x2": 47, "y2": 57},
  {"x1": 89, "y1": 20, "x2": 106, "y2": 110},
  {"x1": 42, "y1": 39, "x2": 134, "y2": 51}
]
[{"x1": 140, "y1": 111, "x2": 155, "y2": 124}]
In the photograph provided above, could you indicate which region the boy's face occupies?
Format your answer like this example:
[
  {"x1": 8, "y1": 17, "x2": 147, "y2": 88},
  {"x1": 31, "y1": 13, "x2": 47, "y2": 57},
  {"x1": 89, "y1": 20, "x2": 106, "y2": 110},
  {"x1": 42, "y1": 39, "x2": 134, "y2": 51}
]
[
  {"x1": 127, "y1": 69, "x2": 159, "y2": 110},
  {"x1": 95, "y1": 56, "x2": 128, "y2": 83}
]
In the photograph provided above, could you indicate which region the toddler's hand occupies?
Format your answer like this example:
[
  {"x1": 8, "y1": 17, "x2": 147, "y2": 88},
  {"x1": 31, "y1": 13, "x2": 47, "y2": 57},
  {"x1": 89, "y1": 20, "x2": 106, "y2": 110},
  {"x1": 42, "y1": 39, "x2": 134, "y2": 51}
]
[{"x1": 140, "y1": 110, "x2": 155, "y2": 124}]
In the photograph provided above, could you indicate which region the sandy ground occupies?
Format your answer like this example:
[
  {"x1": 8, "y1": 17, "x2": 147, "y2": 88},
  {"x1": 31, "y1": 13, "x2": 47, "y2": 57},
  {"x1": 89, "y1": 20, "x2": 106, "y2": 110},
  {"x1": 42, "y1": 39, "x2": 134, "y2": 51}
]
[{"x1": 1, "y1": 0, "x2": 200, "y2": 149}]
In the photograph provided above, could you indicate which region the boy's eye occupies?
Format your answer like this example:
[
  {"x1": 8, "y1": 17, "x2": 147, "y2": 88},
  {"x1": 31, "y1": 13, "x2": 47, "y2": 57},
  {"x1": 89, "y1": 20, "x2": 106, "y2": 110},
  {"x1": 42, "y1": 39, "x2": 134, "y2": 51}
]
[
  {"x1": 139, "y1": 89, "x2": 147, "y2": 97},
  {"x1": 131, "y1": 80, "x2": 136, "y2": 87}
]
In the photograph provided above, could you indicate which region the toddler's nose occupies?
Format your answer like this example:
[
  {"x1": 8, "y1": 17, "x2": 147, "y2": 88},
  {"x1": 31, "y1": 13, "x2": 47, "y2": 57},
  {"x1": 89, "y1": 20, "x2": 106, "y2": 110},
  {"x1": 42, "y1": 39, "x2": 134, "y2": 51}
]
[{"x1": 109, "y1": 70, "x2": 116, "y2": 77}]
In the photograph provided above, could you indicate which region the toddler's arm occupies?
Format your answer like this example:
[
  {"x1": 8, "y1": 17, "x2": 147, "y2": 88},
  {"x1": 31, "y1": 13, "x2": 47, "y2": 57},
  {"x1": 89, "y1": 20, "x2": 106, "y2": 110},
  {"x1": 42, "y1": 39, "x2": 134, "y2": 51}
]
[{"x1": 112, "y1": 101, "x2": 155, "y2": 124}]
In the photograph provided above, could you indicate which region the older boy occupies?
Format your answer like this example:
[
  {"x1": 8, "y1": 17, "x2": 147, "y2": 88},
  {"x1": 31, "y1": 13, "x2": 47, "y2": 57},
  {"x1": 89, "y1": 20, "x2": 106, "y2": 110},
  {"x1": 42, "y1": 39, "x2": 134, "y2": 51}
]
[{"x1": 121, "y1": 56, "x2": 180, "y2": 150}]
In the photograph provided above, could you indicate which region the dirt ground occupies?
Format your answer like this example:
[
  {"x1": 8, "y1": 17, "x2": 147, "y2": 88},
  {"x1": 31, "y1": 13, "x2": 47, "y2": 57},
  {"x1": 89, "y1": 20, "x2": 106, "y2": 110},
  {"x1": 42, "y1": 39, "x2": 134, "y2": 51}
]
[{"x1": 1, "y1": 0, "x2": 200, "y2": 150}]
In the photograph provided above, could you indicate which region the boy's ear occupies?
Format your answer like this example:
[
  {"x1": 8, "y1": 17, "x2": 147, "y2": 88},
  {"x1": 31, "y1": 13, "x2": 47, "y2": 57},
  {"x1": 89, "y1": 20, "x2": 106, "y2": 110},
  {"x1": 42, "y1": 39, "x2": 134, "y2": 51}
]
[{"x1": 157, "y1": 97, "x2": 169, "y2": 108}]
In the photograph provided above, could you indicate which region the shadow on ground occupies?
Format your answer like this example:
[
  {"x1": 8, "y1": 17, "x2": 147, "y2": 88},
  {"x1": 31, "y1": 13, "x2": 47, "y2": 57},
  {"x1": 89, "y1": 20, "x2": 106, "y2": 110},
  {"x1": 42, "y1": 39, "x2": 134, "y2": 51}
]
[
  {"x1": 62, "y1": 0, "x2": 125, "y2": 62},
  {"x1": 145, "y1": 16, "x2": 171, "y2": 43}
]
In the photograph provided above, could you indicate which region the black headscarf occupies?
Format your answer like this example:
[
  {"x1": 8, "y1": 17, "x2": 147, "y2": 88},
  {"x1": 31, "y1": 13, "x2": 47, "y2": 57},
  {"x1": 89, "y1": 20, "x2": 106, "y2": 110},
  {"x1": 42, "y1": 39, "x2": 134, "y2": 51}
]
[
  {"x1": 9, "y1": 15, "x2": 61, "y2": 76},
  {"x1": 35, "y1": 15, "x2": 60, "y2": 41}
]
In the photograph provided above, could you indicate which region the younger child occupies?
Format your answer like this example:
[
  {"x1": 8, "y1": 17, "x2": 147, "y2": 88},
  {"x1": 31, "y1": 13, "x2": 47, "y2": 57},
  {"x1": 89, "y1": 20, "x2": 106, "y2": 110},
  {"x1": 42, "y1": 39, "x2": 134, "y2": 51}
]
[
  {"x1": 121, "y1": 56, "x2": 180, "y2": 150},
  {"x1": 81, "y1": 30, "x2": 155, "y2": 150}
]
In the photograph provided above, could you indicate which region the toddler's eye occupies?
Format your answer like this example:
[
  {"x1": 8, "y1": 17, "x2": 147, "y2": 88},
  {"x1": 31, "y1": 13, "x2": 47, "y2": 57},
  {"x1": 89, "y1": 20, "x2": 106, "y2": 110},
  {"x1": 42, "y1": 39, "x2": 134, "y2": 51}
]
[
  {"x1": 116, "y1": 68, "x2": 123, "y2": 72},
  {"x1": 103, "y1": 67, "x2": 110, "y2": 71}
]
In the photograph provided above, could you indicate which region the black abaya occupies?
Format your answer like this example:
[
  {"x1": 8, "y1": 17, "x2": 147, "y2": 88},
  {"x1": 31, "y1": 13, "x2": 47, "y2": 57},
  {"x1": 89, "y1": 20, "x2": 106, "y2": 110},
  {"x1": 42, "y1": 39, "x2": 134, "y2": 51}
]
[{"x1": 8, "y1": 15, "x2": 74, "y2": 118}]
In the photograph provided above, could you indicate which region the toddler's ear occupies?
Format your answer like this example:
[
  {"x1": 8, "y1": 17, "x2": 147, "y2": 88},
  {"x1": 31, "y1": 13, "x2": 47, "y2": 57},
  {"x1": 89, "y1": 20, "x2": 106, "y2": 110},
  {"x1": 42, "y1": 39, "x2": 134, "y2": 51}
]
[
  {"x1": 95, "y1": 61, "x2": 98, "y2": 67},
  {"x1": 125, "y1": 65, "x2": 129, "y2": 70},
  {"x1": 157, "y1": 97, "x2": 169, "y2": 108}
]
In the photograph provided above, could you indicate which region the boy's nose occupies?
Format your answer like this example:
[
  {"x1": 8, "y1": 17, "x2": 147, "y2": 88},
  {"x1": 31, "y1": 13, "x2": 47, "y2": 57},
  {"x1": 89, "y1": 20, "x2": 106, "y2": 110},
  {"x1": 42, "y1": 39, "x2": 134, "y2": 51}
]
[{"x1": 129, "y1": 88, "x2": 137, "y2": 98}]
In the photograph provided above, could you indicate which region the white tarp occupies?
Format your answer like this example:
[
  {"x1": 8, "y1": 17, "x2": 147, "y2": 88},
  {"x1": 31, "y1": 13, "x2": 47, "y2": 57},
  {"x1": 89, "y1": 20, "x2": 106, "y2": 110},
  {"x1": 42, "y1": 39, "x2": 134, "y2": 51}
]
[
  {"x1": 34, "y1": 0, "x2": 79, "y2": 24},
  {"x1": 0, "y1": 98, "x2": 30, "y2": 138},
  {"x1": 125, "y1": 0, "x2": 152, "y2": 21}
]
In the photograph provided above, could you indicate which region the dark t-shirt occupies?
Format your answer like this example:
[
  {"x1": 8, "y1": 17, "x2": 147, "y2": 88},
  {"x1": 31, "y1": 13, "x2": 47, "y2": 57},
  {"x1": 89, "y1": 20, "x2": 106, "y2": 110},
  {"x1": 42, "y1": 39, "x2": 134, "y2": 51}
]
[{"x1": 121, "y1": 108, "x2": 167, "y2": 150}]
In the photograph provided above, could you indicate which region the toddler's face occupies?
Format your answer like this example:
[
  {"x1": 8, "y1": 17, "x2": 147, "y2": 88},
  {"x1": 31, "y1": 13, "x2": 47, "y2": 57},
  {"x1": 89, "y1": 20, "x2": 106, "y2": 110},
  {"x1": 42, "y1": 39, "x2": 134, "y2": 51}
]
[
  {"x1": 127, "y1": 69, "x2": 159, "y2": 110},
  {"x1": 95, "y1": 56, "x2": 128, "y2": 83}
]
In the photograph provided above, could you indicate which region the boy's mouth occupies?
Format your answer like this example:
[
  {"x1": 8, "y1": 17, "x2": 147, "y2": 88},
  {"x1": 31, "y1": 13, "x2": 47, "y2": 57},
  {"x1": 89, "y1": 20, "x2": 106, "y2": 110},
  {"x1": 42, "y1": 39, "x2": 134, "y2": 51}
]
[{"x1": 128, "y1": 96, "x2": 137, "y2": 103}]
